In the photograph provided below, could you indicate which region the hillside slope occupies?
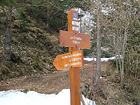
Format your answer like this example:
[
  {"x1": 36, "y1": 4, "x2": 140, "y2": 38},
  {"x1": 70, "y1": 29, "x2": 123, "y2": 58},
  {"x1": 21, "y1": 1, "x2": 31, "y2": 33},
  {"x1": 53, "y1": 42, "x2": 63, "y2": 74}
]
[{"x1": 0, "y1": 6, "x2": 63, "y2": 80}]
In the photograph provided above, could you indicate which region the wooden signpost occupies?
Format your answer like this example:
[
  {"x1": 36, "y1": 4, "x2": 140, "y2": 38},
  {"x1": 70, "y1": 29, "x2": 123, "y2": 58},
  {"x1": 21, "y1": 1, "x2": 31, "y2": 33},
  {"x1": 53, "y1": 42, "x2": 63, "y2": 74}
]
[{"x1": 53, "y1": 9, "x2": 90, "y2": 105}]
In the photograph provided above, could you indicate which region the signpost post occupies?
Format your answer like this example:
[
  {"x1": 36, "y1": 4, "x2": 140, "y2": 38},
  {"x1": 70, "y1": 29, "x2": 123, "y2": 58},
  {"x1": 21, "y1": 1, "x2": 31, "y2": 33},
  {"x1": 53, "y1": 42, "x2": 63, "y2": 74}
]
[
  {"x1": 53, "y1": 8, "x2": 90, "y2": 105},
  {"x1": 67, "y1": 9, "x2": 81, "y2": 105}
]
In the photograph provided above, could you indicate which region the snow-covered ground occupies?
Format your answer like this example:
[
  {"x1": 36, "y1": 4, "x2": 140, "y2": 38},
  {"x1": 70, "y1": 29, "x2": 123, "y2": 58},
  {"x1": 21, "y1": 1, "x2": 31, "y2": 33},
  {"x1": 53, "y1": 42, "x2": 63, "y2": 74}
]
[
  {"x1": 0, "y1": 89, "x2": 96, "y2": 105},
  {"x1": 84, "y1": 56, "x2": 116, "y2": 62}
]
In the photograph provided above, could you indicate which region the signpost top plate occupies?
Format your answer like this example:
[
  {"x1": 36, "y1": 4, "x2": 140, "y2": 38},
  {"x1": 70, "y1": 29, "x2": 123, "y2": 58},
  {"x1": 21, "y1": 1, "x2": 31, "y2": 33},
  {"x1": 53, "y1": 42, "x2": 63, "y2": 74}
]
[{"x1": 60, "y1": 30, "x2": 90, "y2": 49}]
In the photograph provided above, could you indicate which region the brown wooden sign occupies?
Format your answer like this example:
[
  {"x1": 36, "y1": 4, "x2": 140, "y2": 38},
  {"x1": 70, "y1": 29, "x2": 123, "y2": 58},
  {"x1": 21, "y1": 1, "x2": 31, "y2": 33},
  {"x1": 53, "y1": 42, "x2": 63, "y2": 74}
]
[
  {"x1": 60, "y1": 30, "x2": 90, "y2": 49},
  {"x1": 53, "y1": 50, "x2": 83, "y2": 70}
]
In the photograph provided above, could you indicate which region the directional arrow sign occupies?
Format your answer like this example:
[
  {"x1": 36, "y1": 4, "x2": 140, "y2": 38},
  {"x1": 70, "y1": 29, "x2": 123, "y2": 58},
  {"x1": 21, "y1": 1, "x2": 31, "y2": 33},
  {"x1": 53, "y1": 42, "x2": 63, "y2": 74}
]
[
  {"x1": 60, "y1": 30, "x2": 90, "y2": 49},
  {"x1": 53, "y1": 50, "x2": 83, "y2": 70}
]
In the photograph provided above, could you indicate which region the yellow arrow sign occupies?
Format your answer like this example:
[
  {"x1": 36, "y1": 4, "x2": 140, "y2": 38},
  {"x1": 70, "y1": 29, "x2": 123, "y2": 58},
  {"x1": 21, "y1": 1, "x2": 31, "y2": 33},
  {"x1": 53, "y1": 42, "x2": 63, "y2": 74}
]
[{"x1": 53, "y1": 50, "x2": 83, "y2": 70}]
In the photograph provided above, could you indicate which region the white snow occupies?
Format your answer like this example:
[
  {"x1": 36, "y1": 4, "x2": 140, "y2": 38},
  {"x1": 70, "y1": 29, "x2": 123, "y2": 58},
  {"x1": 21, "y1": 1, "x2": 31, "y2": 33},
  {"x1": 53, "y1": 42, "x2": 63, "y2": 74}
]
[
  {"x1": 0, "y1": 89, "x2": 96, "y2": 105},
  {"x1": 84, "y1": 57, "x2": 94, "y2": 62},
  {"x1": 84, "y1": 56, "x2": 116, "y2": 62}
]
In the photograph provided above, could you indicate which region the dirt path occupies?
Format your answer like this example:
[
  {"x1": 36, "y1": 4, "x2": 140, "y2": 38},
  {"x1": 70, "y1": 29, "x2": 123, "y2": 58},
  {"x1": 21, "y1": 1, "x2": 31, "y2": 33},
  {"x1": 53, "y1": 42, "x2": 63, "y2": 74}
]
[
  {"x1": 0, "y1": 61, "x2": 133, "y2": 105},
  {"x1": 0, "y1": 71, "x2": 70, "y2": 94},
  {"x1": 0, "y1": 61, "x2": 96, "y2": 93}
]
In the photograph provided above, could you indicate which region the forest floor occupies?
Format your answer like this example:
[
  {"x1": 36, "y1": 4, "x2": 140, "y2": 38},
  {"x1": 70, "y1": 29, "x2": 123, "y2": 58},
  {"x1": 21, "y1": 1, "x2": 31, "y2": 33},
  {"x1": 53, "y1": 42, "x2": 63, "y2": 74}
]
[{"x1": 0, "y1": 61, "x2": 134, "y2": 105}]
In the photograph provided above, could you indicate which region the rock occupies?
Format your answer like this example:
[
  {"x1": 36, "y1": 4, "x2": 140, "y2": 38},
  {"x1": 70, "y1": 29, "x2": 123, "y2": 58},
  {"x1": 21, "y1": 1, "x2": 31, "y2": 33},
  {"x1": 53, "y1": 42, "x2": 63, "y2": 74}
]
[{"x1": 10, "y1": 53, "x2": 23, "y2": 64}]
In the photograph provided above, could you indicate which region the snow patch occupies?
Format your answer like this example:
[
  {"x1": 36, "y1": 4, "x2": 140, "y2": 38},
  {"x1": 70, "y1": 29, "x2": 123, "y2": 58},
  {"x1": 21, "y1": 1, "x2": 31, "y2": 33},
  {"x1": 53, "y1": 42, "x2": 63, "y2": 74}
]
[
  {"x1": 84, "y1": 56, "x2": 116, "y2": 62},
  {"x1": 0, "y1": 89, "x2": 96, "y2": 105}
]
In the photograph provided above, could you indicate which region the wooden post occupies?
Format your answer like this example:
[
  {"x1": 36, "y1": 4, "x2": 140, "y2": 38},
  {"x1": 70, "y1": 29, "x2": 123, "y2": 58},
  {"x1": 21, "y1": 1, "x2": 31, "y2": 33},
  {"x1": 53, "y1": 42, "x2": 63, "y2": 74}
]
[{"x1": 67, "y1": 9, "x2": 81, "y2": 105}]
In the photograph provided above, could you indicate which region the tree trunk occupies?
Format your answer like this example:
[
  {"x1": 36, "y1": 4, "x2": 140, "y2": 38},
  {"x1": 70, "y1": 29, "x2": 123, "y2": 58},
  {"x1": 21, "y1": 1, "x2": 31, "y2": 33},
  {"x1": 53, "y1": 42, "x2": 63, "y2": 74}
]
[
  {"x1": 93, "y1": 0, "x2": 101, "y2": 90},
  {"x1": 3, "y1": 6, "x2": 12, "y2": 61},
  {"x1": 120, "y1": 25, "x2": 128, "y2": 84}
]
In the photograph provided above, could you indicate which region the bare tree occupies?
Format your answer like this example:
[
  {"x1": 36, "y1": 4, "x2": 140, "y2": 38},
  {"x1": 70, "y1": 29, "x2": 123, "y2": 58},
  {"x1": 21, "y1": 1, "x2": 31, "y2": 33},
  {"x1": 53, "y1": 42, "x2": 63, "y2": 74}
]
[
  {"x1": 93, "y1": 0, "x2": 101, "y2": 89},
  {"x1": 0, "y1": 0, "x2": 16, "y2": 61},
  {"x1": 2, "y1": 6, "x2": 12, "y2": 61}
]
